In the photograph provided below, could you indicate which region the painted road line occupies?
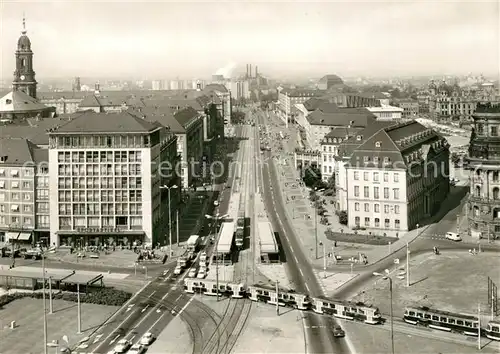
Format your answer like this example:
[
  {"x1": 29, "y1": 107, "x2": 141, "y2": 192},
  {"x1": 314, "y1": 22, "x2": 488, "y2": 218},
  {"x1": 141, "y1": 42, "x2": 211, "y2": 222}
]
[
  {"x1": 91, "y1": 289, "x2": 156, "y2": 353},
  {"x1": 109, "y1": 334, "x2": 120, "y2": 345},
  {"x1": 92, "y1": 334, "x2": 103, "y2": 344}
]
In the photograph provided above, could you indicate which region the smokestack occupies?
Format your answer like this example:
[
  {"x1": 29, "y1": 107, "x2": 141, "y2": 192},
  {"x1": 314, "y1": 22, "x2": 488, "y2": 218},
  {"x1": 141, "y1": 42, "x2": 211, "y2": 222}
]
[
  {"x1": 256, "y1": 66, "x2": 258, "y2": 78},
  {"x1": 249, "y1": 64, "x2": 252, "y2": 78},
  {"x1": 246, "y1": 64, "x2": 249, "y2": 78}
]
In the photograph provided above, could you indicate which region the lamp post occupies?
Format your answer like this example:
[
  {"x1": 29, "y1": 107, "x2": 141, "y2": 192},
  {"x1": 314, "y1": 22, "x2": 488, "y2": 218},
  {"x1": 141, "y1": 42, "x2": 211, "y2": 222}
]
[
  {"x1": 48, "y1": 276, "x2": 53, "y2": 314},
  {"x1": 314, "y1": 187, "x2": 325, "y2": 259},
  {"x1": 160, "y1": 184, "x2": 178, "y2": 255},
  {"x1": 205, "y1": 213, "x2": 228, "y2": 302},
  {"x1": 319, "y1": 241, "x2": 326, "y2": 278},
  {"x1": 373, "y1": 270, "x2": 394, "y2": 354},
  {"x1": 42, "y1": 251, "x2": 48, "y2": 354},
  {"x1": 77, "y1": 283, "x2": 82, "y2": 334}
]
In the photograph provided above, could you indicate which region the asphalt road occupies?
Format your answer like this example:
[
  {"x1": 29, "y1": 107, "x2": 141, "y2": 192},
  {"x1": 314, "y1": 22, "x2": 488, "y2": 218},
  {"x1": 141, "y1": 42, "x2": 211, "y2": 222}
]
[
  {"x1": 254, "y1": 110, "x2": 350, "y2": 354},
  {"x1": 78, "y1": 128, "x2": 247, "y2": 354}
]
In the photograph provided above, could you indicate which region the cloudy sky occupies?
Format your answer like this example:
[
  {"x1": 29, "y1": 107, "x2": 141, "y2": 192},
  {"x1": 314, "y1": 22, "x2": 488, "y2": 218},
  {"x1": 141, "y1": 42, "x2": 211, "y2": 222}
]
[{"x1": 0, "y1": 0, "x2": 498, "y2": 80}]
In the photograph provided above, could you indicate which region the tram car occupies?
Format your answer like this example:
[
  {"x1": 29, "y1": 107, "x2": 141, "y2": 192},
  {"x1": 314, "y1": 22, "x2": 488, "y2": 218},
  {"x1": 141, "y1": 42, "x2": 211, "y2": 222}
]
[
  {"x1": 485, "y1": 320, "x2": 500, "y2": 341},
  {"x1": 184, "y1": 279, "x2": 246, "y2": 298},
  {"x1": 247, "y1": 284, "x2": 310, "y2": 310},
  {"x1": 311, "y1": 297, "x2": 382, "y2": 324},
  {"x1": 403, "y1": 306, "x2": 480, "y2": 336}
]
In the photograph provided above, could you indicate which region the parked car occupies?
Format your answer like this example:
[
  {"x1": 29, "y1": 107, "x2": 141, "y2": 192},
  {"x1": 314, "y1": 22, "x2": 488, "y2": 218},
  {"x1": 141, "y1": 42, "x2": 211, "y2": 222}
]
[
  {"x1": 188, "y1": 268, "x2": 197, "y2": 278},
  {"x1": 127, "y1": 344, "x2": 145, "y2": 354},
  {"x1": 333, "y1": 326, "x2": 345, "y2": 337},
  {"x1": 139, "y1": 332, "x2": 155, "y2": 346},
  {"x1": 173, "y1": 266, "x2": 183, "y2": 275},
  {"x1": 24, "y1": 249, "x2": 42, "y2": 260},
  {"x1": 113, "y1": 339, "x2": 131, "y2": 353},
  {"x1": 197, "y1": 268, "x2": 206, "y2": 279}
]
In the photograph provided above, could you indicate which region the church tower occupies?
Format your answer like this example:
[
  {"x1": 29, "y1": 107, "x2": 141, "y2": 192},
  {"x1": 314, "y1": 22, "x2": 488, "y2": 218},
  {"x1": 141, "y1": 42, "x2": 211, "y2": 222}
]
[{"x1": 12, "y1": 16, "x2": 37, "y2": 99}]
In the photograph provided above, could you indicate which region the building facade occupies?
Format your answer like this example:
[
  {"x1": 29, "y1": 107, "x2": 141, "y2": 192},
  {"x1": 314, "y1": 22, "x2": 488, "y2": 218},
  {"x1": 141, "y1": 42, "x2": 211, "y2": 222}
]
[
  {"x1": 0, "y1": 138, "x2": 37, "y2": 244},
  {"x1": 394, "y1": 99, "x2": 420, "y2": 118},
  {"x1": 47, "y1": 111, "x2": 178, "y2": 247},
  {"x1": 466, "y1": 103, "x2": 500, "y2": 239},
  {"x1": 367, "y1": 105, "x2": 404, "y2": 120},
  {"x1": 339, "y1": 120, "x2": 450, "y2": 233}
]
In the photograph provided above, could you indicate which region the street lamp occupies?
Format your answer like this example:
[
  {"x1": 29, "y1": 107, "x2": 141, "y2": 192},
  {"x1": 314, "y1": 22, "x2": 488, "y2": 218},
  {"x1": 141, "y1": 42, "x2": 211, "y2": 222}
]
[
  {"x1": 205, "y1": 213, "x2": 228, "y2": 301},
  {"x1": 42, "y1": 251, "x2": 48, "y2": 354},
  {"x1": 160, "y1": 184, "x2": 178, "y2": 255},
  {"x1": 373, "y1": 270, "x2": 394, "y2": 354},
  {"x1": 319, "y1": 241, "x2": 326, "y2": 278},
  {"x1": 314, "y1": 187, "x2": 325, "y2": 259}
]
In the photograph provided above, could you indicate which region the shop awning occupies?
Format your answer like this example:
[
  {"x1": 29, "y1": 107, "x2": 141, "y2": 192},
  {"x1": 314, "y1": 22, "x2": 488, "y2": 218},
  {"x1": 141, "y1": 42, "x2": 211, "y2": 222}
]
[{"x1": 6, "y1": 232, "x2": 32, "y2": 241}]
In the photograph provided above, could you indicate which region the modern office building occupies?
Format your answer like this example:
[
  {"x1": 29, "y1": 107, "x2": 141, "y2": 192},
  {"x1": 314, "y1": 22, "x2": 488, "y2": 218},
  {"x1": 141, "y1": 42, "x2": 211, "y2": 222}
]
[
  {"x1": 337, "y1": 120, "x2": 450, "y2": 233},
  {"x1": 47, "y1": 111, "x2": 178, "y2": 247},
  {"x1": 466, "y1": 103, "x2": 500, "y2": 239}
]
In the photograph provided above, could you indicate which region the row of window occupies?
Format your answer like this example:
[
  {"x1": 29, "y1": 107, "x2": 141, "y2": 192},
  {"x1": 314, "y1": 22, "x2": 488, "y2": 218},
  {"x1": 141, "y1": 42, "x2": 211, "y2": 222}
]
[
  {"x1": 59, "y1": 203, "x2": 143, "y2": 216},
  {"x1": 0, "y1": 192, "x2": 33, "y2": 202},
  {"x1": 57, "y1": 150, "x2": 142, "y2": 163},
  {"x1": 354, "y1": 171, "x2": 400, "y2": 183},
  {"x1": 58, "y1": 163, "x2": 142, "y2": 176},
  {"x1": 54, "y1": 136, "x2": 151, "y2": 150},
  {"x1": 0, "y1": 180, "x2": 32, "y2": 189},
  {"x1": 354, "y1": 217, "x2": 400, "y2": 229},
  {"x1": 58, "y1": 177, "x2": 143, "y2": 189},
  {"x1": 58, "y1": 190, "x2": 143, "y2": 203},
  {"x1": 0, "y1": 204, "x2": 33, "y2": 213},
  {"x1": 0, "y1": 168, "x2": 33, "y2": 178},
  {"x1": 353, "y1": 186, "x2": 400, "y2": 200},
  {"x1": 323, "y1": 165, "x2": 334, "y2": 174},
  {"x1": 354, "y1": 203, "x2": 400, "y2": 214},
  {"x1": 58, "y1": 216, "x2": 143, "y2": 229},
  {"x1": 0, "y1": 216, "x2": 32, "y2": 226}
]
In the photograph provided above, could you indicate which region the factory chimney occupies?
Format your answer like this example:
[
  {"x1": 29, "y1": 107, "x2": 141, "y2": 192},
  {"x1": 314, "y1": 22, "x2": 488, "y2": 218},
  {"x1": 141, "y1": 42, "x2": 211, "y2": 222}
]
[
  {"x1": 255, "y1": 66, "x2": 258, "y2": 78},
  {"x1": 249, "y1": 64, "x2": 252, "y2": 79}
]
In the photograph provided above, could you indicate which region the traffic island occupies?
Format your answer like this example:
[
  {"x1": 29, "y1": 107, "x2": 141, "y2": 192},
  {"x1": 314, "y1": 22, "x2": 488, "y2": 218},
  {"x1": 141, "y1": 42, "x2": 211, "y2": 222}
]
[{"x1": 350, "y1": 251, "x2": 500, "y2": 318}]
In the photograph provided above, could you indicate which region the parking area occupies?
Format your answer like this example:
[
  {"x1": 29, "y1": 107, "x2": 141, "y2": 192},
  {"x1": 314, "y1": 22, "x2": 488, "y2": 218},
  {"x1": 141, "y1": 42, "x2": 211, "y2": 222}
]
[
  {"x1": 350, "y1": 252, "x2": 500, "y2": 317},
  {"x1": 0, "y1": 298, "x2": 118, "y2": 354}
]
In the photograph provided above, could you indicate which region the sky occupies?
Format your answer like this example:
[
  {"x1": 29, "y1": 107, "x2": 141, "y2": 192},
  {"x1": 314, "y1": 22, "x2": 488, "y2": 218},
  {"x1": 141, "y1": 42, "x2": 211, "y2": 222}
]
[{"x1": 0, "y1": 0, "x2": 499, "y2": 80}]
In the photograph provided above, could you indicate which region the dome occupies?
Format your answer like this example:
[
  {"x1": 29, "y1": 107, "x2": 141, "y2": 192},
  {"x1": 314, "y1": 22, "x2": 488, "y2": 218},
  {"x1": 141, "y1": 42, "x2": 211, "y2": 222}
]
[{"x1": 17, "y1": 34, "x2": 31, "y2": 51}]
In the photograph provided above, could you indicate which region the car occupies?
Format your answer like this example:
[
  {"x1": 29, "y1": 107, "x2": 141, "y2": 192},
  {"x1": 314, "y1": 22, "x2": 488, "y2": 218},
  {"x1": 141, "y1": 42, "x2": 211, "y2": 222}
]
[
  {"x1": 173, "y1": 266, "x2": 183, "y2": 275},
  {"x1": 197, "y1": 268, "x2": 206, "y2": 279},
  {"x1": 199, "y1": 252, "x2": 207, "y2": 263},
  {"x1": 445, "y1": 232, "x2": 462, "y2": 241},
  {"x1": 139, "y1": 332, "x2": 155, "y2": 346},
  {"x1": 113, "y1": 339, "x2": 131, "y2": 353},
  {"x1": 127, "y1": 344, "x2": 145, "y2": 354},
  {"x1": 333, "y1": 326, "x2": 345, "y2": 337},
  {"x1": 188, "y1": 268, "x2": 197, "y2": 278}
]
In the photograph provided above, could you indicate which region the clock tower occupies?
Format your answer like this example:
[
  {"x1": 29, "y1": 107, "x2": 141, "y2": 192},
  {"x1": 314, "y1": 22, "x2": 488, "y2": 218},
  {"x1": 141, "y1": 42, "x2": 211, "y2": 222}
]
[{"x1": 12, "y1": 16, "x2": 37, "y2": 99}]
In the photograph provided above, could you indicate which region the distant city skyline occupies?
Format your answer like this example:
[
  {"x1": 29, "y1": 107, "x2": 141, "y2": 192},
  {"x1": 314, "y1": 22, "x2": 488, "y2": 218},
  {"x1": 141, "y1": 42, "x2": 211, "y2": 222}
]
[{"x1": 1, "y1": 1, "x2": 499, "y2": 81}]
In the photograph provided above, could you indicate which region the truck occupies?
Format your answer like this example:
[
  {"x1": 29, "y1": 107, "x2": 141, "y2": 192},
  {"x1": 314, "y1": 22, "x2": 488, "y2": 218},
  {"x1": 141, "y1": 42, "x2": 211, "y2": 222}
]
[{"x1": 186, "y1": 235, "x2": 201, "y2": 252}]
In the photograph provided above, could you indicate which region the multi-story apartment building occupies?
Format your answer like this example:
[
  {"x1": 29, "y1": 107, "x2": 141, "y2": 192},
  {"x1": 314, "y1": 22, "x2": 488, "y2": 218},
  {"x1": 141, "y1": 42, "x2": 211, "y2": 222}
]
[
  {"x1": 47, "y1": 111, "x2": 178, "y2": 247},
  {"x1": 39, "y1": 93, "x2": 85, "y2": 115},
  {"x1": 130, "y1": 105, "x2": 204, "y2": 189},
  {"x1": 0, "y1": 138, "x2": 37, "y2": 244},
  {"x1": 393, "y1": 99, "x2": 419, "y2": 118},
  {"x1": 338, "y1": 120, "x2": 450, "y2": 233},
  {"x1": 204, "y1": 83, "x2": 232, "y2": 125},
  {"x1": 33, "y1": 148, "x2": 50, "y2": 243},
  {"x1": 320, "y1": 129, "x2": 353, "y2": 182},
  {"x1": 466, "y1": 103, "x2": 500, "y2": 239},
  {"x1": 78, "y1": 84, "x2": 126, "y2": 113},
  {"x1": 227, "y1": 80, "x2": 250, "y2": 101},
  {"x1": 278, "y1": 88, "x2": 324, "y2": 123}
]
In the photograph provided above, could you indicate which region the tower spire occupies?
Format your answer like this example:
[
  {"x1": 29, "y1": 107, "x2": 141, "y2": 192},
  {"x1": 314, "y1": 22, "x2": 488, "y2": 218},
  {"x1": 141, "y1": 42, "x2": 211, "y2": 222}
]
[{"x1": 22, "y1": 13, "x2": 26, "y2": 35}]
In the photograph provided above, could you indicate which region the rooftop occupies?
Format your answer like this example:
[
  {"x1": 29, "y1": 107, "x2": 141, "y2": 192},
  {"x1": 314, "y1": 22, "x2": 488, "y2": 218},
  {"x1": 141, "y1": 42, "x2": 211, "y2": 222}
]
[
  {"x1": 204, "y1": 84, "x2": 229, "y2": 93},
  {"x1": 0, "y1": 117, "x2": 67, "y2": 145},
  {"x1": 128, "y1": 106, "x2": 185, "y2": 133},
  {"x1": 0, "y1": 91, "x2": 49, "y2": 113},
  {"x1": 50, "y1": 111, "x2": 161, "y2": 134},
  {"x1": 0, "y1": 137, "x2": 35, "y2": 165},
  {"x1": 306, "y1": 107, "x2": 376, "y2": 127}
]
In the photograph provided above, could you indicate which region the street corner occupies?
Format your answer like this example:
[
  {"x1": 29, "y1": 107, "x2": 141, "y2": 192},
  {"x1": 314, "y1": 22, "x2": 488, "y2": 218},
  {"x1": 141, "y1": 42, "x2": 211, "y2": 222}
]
[{"x1": 314, "y1": 270, "x2": 358, "y2": 296}]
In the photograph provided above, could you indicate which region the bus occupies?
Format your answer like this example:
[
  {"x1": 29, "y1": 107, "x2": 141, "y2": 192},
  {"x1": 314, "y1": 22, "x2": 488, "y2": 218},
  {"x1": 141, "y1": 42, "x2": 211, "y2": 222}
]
[{"x1": 235, "y1": 210, "x2": 245, "y2": 249}]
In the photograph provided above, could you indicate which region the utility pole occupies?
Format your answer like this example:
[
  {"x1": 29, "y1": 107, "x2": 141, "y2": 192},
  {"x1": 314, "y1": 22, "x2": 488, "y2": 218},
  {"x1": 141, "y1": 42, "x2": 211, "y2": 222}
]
[
  {"x1": 406, "y1": 243, "x2": 410, "y2": 287},
  {"x1": 389, "y1": 278, "x2": 395, "y2": 354},
  {"x1": 168, "y1": 187, "x2": 173, "y2": 255},
  {"x1": 314, "y1": 203, "x2": 318, "y2": 259},
  {"x1": 276, "y1": 280, "x2": 279, "y2": 316},
  {"x1": 49, "y1": 276, "x2": 53, "y2": 314},
  {"x1": 478, "y1": 302, "x2": 481, "y2": 350},
  {"x1": 42, "y1": 253, "x2": 48, "y2": 354},
  {"x1": 77, "y1": 284, "x2": 81, "y2": 334},
  {"x1": 176, "y1": 210, "x2": 180, "y2": 246}
]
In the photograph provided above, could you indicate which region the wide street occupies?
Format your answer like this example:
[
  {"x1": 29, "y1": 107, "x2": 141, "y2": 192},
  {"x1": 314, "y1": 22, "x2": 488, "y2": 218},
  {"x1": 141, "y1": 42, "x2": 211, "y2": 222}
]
[{"x1": 253, "y1": 109, "x2": 351, "y2": 354}]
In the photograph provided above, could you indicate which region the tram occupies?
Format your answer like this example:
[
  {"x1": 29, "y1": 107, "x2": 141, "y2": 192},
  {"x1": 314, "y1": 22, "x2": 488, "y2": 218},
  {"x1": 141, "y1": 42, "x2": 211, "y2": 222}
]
[{"x1": 312, "y1": 297, "x2": 382, "y2": 324}]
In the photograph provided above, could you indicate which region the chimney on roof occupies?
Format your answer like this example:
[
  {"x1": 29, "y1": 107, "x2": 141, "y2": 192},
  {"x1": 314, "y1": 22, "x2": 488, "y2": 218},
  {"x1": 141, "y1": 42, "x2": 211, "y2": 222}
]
[{"x1": 94, "y1": 82, "x2": 101, "y2": 97}]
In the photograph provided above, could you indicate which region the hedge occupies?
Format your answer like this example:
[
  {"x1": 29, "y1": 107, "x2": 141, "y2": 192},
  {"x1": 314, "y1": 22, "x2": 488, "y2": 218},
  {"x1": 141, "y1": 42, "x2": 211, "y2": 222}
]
[{"x1": 0, "y1": 287, "x2": 131, "y2": 309}]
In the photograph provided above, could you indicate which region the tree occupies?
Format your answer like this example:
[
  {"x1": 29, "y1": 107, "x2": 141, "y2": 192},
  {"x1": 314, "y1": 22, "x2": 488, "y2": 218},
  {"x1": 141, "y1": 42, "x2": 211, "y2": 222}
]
[
  {"x1": 231, "y1": 110, "x2": 245, "y2": 125},
  {"x1": 326, "y1": 175, "x2": 335, "y2": 190},
  {"x1": 302, "y1": 166, "x2": 323, "y2": 188}
]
